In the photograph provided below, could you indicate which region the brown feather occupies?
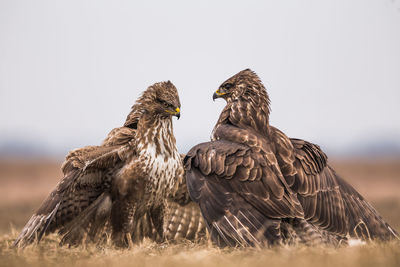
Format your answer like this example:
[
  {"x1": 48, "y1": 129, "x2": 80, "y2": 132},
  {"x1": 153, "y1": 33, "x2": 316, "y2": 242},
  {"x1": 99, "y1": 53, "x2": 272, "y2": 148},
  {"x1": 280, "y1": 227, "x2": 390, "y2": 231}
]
[
  {"x1": 14, "y1": 81, "x2": 184, "y2": 248},
  {"x1": 185, "y1": 69, "x2": 399, "y2": 248}
]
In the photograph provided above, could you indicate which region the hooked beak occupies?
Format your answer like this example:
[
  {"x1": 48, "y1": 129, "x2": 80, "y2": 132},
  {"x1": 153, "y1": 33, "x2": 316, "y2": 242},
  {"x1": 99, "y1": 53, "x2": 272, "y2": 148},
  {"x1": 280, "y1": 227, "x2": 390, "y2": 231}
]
[
  {"x1": 174, "y1": 107, "x2": 181, "y2": 120},
  {"x1": 212, "y1": 89, "x2": 226, "y2": 101},
  {"x1": 213, "y1": 92, "x2": 218, "y2": 101},
  {"x1": 165, "y1": 107, "x2": 180, "y2": 119}
]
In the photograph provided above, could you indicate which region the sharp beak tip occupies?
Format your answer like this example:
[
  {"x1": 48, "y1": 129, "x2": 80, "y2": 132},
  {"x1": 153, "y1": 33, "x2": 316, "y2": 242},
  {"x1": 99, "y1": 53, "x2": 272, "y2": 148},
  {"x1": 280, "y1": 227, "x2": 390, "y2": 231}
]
[{"x1": 212, "y1": 92, "x2": 218, "y2": 101}]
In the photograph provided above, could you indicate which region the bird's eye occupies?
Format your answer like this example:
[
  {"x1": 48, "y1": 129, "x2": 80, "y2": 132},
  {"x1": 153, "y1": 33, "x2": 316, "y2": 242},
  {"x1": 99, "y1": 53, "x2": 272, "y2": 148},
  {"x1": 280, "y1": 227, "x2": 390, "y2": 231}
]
[
  {"x1": 126, "y1": 122, "x2": 137, "y2": 129},
  {"x1": 158, "y1": 98, "x2": 169, "y2": 107},
  {"x1": 224, "y1": 83, "x2": 234, "y2": 90}
]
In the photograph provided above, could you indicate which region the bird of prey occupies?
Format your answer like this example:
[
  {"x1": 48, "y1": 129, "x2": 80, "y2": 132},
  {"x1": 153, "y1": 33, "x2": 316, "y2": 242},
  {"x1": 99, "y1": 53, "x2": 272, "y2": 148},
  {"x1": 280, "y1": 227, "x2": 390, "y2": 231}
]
[
  {"x1": 185, "y1": 69, "x2": 399, "y2": 247},
  {"x1": 14, "y1": 81, "x2": 184, "y2": 248}
]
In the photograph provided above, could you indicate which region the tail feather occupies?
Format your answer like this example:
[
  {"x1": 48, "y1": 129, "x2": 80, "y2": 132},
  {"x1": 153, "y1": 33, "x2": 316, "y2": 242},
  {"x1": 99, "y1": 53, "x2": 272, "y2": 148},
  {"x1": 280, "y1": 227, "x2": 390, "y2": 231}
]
[{"x1": 164, "y1": 201, "x2": 207, "y2": 241}]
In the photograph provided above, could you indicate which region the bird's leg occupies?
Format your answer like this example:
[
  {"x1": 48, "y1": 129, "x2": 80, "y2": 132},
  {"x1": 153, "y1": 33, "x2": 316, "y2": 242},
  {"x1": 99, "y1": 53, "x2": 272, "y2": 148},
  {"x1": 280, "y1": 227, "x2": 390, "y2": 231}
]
[
  {"x1": 292, "y1": 218, "x2": 323, "y2": 246},
  {"x1": 126, "y1": 232, "x2": 134, "y2": 249},
  {"x1": 111, "y1": 198, "x2": 136, "y2": 248},
  {"x1": 150, "y1": 205, "x2": 165, "y2": 242},
  {"x1": 122, "y1": 203, "x2": 136, "y2": 247},
  {"x1": 88, "y1": 193, "x2": 112, "y2": 243}
]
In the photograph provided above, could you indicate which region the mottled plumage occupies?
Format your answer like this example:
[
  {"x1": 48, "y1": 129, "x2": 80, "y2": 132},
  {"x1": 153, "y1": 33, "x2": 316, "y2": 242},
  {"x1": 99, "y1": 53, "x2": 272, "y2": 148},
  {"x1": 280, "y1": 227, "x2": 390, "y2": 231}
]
[
  {"x1": 185, "y1": 69, "x2": 399, "y2": 247},
  {"x1": 132, "y1": 169, "x2": 207, "y2": 243},
  {"x1": 14, "y1": 81, "x2": 183, "y2": 248}
]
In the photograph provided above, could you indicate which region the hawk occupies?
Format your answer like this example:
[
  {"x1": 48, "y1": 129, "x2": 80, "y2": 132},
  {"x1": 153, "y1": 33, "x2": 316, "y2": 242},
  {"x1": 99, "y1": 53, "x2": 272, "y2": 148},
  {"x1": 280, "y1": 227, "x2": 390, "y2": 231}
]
[
  {"x1": 185, "y1": 69, "x2": 399, "y2": 247},
  {"x1": 14, "y1": 81, "x2": 184, "y2": 248}
]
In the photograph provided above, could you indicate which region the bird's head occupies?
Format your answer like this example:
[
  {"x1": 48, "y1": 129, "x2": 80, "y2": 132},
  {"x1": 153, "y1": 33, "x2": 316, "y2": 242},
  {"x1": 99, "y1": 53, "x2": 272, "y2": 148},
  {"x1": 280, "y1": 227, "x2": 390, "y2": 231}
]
[
  {"x1": 150, "y1": 80, "x2": 181, "y2": 119},
  {"x1": 124, "y1": 81, "x2": 181, "y2": 128},
  {"x1": 213, "y1": 68, "x2": 266, "y2": 103}
]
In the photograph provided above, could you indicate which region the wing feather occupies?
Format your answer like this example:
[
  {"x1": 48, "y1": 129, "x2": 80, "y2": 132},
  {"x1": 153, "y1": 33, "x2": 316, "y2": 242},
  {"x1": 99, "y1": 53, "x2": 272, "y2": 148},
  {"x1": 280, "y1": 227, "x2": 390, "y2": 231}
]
[
  {"x1": 14, "y1": 141, "x2": 129, "y2": 247},
  {"x1": 185, "y1": 140, "x2": 304, "y2": 247},
  {"x1": 282, "y1": 133, "x2": 399, "y2": 240}
]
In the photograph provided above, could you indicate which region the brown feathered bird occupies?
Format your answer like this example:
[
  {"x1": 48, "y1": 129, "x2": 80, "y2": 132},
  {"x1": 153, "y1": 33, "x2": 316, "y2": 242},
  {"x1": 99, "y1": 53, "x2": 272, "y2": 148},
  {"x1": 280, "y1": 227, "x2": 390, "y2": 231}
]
[
  {"x1": 14, "y1": 81, "x2": 184, "y2": 248},
  {"x1": 185, "y1": 69, "x2": 399, "y2": 247}
]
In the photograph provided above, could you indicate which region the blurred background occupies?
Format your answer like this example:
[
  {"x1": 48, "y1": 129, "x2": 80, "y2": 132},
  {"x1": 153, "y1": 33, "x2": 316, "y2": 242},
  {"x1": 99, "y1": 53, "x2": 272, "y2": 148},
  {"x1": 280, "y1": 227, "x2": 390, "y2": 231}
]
[{"x1": 0, "y1": 0, "x2": 399, "y2": 234}]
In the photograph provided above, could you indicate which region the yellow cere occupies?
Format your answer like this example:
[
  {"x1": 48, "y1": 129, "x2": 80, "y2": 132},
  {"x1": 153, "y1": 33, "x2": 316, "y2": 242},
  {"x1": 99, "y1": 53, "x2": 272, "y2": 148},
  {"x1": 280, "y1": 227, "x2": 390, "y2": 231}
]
[
  {"x1": 166, "y1": 108, "x2": 180, "y2": 114},
  {"x1": 216, "y1": 90, "x2": 226, "y2": 96}
]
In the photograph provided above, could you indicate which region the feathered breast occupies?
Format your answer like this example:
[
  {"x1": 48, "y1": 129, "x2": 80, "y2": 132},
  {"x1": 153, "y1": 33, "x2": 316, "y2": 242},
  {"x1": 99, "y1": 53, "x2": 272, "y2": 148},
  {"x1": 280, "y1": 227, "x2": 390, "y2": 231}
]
[{"x1": 138, "y1": 119, "x2": 182, "y2": 205}]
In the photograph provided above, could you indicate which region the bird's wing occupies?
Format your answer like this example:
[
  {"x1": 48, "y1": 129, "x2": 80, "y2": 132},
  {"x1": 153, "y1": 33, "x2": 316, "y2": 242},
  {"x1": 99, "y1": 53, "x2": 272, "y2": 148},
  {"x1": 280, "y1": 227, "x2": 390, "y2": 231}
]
[
  {"x1": 272, "y1": 127, "x2": 399, "y2": 241},
  {"x1": 185, "y1": 140, "x2": 304, "y2": 247},
  {"x1": 101, "y1": 126, "x2": 136, "y2": 146},
  {"x1": 13, "y1": 142, "x2": 130, "y2": 247}
]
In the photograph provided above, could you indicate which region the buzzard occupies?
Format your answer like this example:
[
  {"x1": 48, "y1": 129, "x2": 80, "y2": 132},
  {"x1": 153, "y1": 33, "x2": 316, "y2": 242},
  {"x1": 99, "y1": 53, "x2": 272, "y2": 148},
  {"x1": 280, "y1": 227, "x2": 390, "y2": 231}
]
[
  {"x1": 14, "y1": 81, "x2": 184, "y2": 248},
  {"x1": 185, "y1": 69, "x2": 399, "y2": 247}
]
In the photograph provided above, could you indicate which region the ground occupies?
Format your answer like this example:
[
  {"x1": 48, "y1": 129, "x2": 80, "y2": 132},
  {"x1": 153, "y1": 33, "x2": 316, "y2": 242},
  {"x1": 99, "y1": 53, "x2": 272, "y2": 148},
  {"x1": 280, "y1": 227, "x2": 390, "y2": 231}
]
[{"x1": 0, "y1": 158, "x2": 399, "y2": 267}]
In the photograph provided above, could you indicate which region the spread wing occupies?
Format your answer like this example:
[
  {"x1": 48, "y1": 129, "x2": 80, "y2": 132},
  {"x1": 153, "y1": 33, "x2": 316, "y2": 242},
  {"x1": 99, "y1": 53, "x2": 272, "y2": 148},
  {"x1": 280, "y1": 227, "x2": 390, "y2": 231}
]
[
  {"x1": 272, "y1": 127, "x2": 399, "y2": 241},
  {"x1": 293, "y1": 139, "x2": 398, "y2": 240},
  {"x1": 185, "y1": 140, "x2": 304, "y2": 247},
  {"x1": 13, "y1": 128, "x2": 135, "y2": 248}
]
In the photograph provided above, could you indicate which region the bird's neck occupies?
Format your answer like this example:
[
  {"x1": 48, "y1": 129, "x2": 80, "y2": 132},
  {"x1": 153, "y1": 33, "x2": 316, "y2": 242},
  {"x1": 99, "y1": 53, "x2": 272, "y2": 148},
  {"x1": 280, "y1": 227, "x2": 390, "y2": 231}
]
[
  {"x1": 213, "y1": 92, "x2": 270, "y2": 139},
  {"x1": 136, "y1": 113, "x2": 178, "y2": 158}
]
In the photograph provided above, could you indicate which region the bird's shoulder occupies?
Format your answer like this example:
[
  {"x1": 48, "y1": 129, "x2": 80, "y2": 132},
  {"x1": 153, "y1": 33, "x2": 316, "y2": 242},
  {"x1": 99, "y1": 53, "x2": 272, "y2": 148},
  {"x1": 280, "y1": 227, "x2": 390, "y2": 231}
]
[
  {"x1": 290, "y1": 137, "x2": 328, "y2": 175},
  {"x1": 61, "y1": 144, "x2": 126, "y2": 174},
  {"x1": 269, "y1": 126, "x2": 328, "y2": 176},
  {"x1": 185, "y1": 140, "x2": 249, "y2": 178},
  {"x1": 102, "y1": 126, "x2": 136, "y2": 146},
  {"x1": 61, "y1": 127, "x2": 137, "y2": 175}
]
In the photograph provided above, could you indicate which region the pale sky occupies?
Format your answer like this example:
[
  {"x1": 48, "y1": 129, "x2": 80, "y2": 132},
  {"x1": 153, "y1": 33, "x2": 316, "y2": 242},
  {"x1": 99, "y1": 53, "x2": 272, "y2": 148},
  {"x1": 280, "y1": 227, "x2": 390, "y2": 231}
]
[{"x1": 1, "y1": 0, "x2": 400, "y2": 156}]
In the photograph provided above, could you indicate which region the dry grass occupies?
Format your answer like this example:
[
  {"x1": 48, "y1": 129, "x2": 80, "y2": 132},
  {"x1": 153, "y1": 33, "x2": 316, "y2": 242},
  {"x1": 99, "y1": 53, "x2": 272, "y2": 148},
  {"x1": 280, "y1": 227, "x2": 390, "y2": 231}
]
[
  {"x1": 0, "y1": 157, "x2": 400, "y2": 267},
  {"x1": 1, "y1": 234, "x2": 399, "y2": 267}
]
